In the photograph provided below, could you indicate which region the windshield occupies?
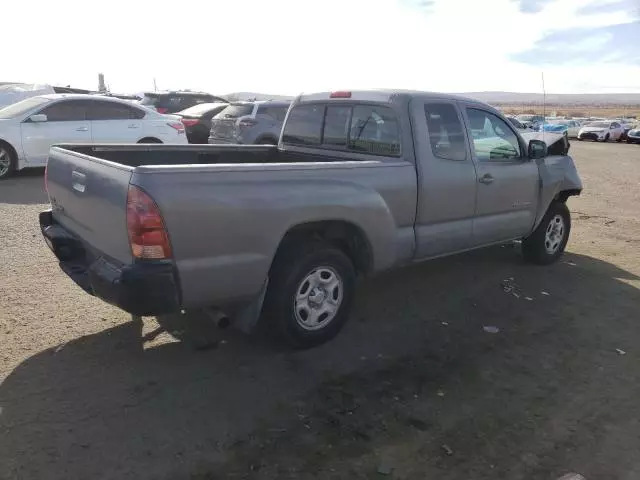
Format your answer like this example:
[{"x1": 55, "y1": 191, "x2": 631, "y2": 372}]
[
  {"x1": 140, "y1": 94, "x2": 160, "y2": 106},
  {"x1": 589, "y1": 122, "x2": 610, "y2": 128},
  {"x1": 0, "y1": 96, "x2": 51, "y2": 119},
  {"x1": 214, "y1": 104, "x2": 253, "y2": 119},
  {"x1": 178, "y1": 102, "x2": 227, "y2": 116}
]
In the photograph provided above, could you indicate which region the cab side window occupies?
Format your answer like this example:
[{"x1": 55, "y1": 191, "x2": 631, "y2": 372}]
[
  {"x1": 424, "y1": 103, "x2": 466, "y2": 161},
  {"x1": 467, "y1": 109, "x2": 521, "y2": 161}
]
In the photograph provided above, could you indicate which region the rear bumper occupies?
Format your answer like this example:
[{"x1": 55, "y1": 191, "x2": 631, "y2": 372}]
[{"x1": 39, "y1": 210, "x2": 181, "y2": 316}]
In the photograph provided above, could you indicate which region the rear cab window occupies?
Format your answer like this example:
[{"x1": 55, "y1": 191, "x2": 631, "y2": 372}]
[{"x1": 282, "y1": 102, "x2": 401, "y2": 156}]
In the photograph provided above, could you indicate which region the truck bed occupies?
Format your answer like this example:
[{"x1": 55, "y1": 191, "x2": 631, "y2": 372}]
[
  {"x1": 45, "y1": 143, "x2": 418, "y2": 311},
  {"x1": 59, "y1": 143, "x2": 281, "y2": 167}
]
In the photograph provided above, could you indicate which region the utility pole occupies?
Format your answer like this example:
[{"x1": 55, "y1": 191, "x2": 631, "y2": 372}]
[
  {"x1": 541, "y1": 72, "x2": 546, "y2": 121},
  {"x1": 153, "y1": 78, "x2": 158, "y2": 92},
  {"x1": 98, "y1": 73, "x2": 106, "y2": 93}
]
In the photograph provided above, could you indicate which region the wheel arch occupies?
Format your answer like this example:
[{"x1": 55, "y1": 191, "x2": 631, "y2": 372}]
[
  {"x1": 272, "y1": 220, "x2": 374, "y2": 276},
  {"x1": 137, "y1": 137, "x2": 163, "y2": 144}
]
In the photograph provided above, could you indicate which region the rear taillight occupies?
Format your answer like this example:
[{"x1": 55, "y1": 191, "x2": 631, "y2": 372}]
[
  {"x1": 167, "y1": 121, "x2": 185, "y2": 134},
  {"x1": 126, "y1": 185, "x2": 172, "y2": 260},
  {"x1": 181, "y1": 118, "x2": 199, "y2": 127},
  {"x1": 238, "y1": 118, "x2": 258, "y2": 128},
  {"x1": 156, "y1": 107, "x2": 168, "y2": 114}
]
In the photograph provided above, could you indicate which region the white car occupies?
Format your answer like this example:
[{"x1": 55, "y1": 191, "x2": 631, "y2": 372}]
[
  {"x1": 577, "y1": 120, "x2": 624, "y2": 142},
  {"x1": 562, "y1": 120, "x2": 582, "y2": 138},
  {"x1": 0, "y1": 94, "x2": 187, "y2": 179}
]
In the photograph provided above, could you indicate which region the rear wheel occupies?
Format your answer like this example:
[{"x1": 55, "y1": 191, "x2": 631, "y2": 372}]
[
  {"x1": 0, "y1": 144, "x2": 16, "y2": 180},
  {"x1": 522, "y1": 201, "x2": 571, "y2": 265},
  {"x1": 262, "y1": 241, "x2": 356, "y2": 349}
]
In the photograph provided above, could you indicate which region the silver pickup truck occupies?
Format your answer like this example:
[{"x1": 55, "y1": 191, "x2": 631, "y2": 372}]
[{"x1": 40, "y1": 90, "x2": 582, "y2": 348}]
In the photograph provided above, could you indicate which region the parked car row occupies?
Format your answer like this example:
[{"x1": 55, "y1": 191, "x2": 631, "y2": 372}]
[
  {"x1": 0, "y1": 94, "x2": 187, "y2": 179},
  {"x1": 137, "y1": 91, "x2": 228, "y2": 114},
  {"x1": 509, "y1": 114, "x2": 639, "y2": 144}
]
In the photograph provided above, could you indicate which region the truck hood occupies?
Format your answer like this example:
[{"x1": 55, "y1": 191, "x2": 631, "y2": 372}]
[
  {"x1": 520, "y1": 130, "x2": 570, "y2": 156},
  {"x1": 520, "y1": 131, "x2": 565, "y2": 145}
]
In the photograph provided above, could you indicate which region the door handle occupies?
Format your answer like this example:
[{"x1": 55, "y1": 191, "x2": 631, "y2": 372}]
[
  {"x1": 478, "y1": 174, "x2": 494, "y2": 185},
  {"x1": 76, "y1": 127, "x2": 89, "y2": 132},
  {"x1": 128, "y1": 124, "x2": 139, "y2": 129}
]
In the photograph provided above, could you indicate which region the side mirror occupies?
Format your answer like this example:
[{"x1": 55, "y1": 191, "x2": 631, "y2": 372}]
[
  {"x1": 528, "y1": 139, "x2": 547, "y2": 160},
  {"x1": 30, "y1": 114, "x2": 48, "y2": 123}
]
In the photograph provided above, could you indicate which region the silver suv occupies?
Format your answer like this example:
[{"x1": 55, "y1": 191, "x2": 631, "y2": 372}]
[{"x1": 208, "y1": 101, "x2": 290, "y2": 145}]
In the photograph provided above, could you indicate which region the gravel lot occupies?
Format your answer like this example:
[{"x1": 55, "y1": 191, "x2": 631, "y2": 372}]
[{"x1": 1, "y1": 142, "x2": 639, "y2": 480}]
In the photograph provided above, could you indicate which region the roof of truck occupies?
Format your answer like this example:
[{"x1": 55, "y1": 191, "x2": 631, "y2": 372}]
[{"x1": 298, "y1": 89, "x2": 491, "y2": 106}]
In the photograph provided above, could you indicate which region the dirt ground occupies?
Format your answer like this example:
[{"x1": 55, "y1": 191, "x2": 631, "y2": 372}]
[{"x1": 1, "y1": 142, "x2": 639, "y2": 480}]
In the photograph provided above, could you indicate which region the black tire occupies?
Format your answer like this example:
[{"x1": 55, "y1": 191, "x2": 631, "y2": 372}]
[
  {"x1": 137, "y1": 137, "x2": 162, "y2": 144},
  {"x1": 256, "y1": 137, "x2": 277, "y2": 146},
  {"x1": 577, "y1": 137, "x2": 583, "y2": 141},
  {"x1": 616, "y1": 136, "x2": 622, "y2": 142},
  {"x1": 0, "y1": 143, "x2": 17, "y2": 180},
  {"x1": 522, "y1": 201, "x2": 571, "y2": 265},
  {"x1": 262, "y1": 241, "x2": 356, "y2": 349},
  {"x1": 604, "y1": 133, "x2": 610, "y2": 142}
]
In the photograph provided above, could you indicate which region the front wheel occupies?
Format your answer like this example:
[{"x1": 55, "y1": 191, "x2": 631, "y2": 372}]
[
  {"x1": 604, "y1": 134, "x2": 610, "y2": 142},
  {"x1": 0, "y1": 145, "x2": 16, "y2": 180},
  {"x1": 262, "y1": 241, "x2": 356, "y2": 349},
  {"x1": 522, "y1": 202, "x2": 571, "y2": 265}
]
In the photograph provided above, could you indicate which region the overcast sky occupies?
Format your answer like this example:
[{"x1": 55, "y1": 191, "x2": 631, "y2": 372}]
[{"x1": 5, "y1": 0, "x2": 639, "y2": 95}]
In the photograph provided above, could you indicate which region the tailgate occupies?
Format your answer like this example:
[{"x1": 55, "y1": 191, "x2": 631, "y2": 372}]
[{"x1": 46, "y1": 146, "x2": 134, "y2": 264}]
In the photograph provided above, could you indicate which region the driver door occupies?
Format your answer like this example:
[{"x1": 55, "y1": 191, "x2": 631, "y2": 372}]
[
  {"x1": 21, "y1": 99, "x2": 92, "y2": 166},
  {"x1": 461, "y1": 106, "x2": 539, "y2": 246}
]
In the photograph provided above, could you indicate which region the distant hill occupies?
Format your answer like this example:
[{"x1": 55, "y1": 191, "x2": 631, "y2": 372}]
[
  {"x1": 224, "y1": 92, "x2": 295, "y2": 102},
  {"x1": 225, "y1": 91, "x2": 640, "y2": 105}
]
